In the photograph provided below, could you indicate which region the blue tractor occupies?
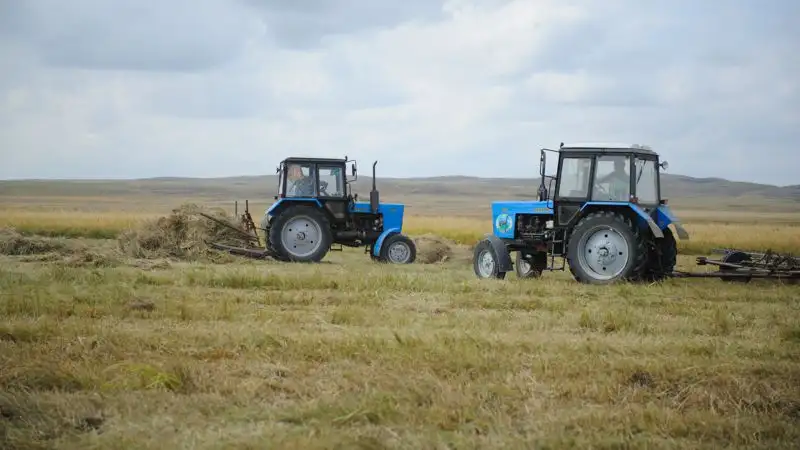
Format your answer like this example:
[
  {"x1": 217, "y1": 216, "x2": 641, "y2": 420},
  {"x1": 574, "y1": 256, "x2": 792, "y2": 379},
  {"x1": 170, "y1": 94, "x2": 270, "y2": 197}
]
[
  {"x1": 472, "y1": 143, "x2": 690, "y2": 284},
  {"x1": 256, "y1": 156, "x2": 417, "y2": 264}
]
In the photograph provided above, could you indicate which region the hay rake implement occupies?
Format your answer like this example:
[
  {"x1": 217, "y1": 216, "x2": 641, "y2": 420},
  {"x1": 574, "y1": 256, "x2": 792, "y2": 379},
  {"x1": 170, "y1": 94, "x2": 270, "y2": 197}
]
[
  {"x1": 196, "y1": 200, "x2": 277, "y2": 260},
  {"x1": 670, "y1": 248, "x2": 800, "y2": 283}
]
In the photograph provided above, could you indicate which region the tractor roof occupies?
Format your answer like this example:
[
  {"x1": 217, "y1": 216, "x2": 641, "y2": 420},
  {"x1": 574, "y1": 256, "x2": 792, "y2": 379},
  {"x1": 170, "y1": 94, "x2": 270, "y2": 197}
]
[
  {"x1": 559, "y1": 142, "x2": 658, "y2": 156},
  {"x1": 281, "y1": 156, "x2": 348, "y2": 165}
]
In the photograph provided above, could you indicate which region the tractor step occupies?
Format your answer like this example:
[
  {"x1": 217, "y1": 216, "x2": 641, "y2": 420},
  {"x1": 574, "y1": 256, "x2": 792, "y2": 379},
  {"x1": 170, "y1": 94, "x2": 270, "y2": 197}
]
[{"x1": 329, "y1": 244, "x2": 344, "y2": 252}]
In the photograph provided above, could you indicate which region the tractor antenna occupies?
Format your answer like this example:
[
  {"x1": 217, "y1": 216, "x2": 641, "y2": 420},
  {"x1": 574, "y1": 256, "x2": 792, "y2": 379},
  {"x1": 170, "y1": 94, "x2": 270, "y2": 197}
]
[{"x1": 370, "y1": 161, "x2": 379, "y2": 213}]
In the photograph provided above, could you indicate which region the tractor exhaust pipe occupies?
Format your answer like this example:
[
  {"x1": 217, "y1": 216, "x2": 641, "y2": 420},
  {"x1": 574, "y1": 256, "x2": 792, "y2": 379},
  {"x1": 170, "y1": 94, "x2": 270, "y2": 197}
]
[{"x1": 370, "y1": 160, "x2": 379, "y2": 213}]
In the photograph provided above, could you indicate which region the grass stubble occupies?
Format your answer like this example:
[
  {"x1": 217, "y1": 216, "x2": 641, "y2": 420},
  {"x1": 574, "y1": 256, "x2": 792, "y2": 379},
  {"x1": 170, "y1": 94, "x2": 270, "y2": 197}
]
[{"x1": 0, "y1": 203, "x2": 799, "y2": 449}]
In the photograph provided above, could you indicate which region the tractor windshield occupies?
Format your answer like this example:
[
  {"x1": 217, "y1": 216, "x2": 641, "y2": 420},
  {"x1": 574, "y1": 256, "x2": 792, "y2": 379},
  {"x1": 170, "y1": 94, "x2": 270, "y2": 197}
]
[
  {"x1": 634, "y1": 157, "x2": 658, "y2": 204},
  {"x1": 592, "y1": 155, "x2": 630, "y2": 202},
  {"x1": 317, "y1": 165, "x2": 345, "y2": 197}
]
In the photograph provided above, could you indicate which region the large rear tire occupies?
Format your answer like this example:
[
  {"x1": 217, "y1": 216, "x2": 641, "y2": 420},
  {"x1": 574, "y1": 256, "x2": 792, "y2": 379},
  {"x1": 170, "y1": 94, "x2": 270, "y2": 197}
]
[
  {"x1": 473, "y1": 239, "x2": 507, "y2": 279},
  {"x1": 566, "y1": 210, "x2": 648, "y2": 284},
  {"x1": 642, "y1": 227, "x2": 677, "y2": 282},
  {"x1": 268, "y1": 205, "x2": 332, "y2": 262}
]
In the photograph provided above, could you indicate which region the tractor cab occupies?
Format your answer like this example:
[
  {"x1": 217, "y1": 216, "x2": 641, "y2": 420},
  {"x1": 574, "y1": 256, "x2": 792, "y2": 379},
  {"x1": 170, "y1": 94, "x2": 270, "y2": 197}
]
[
  {"x1": 546, "y1": 143, "x2": 669, "y2": 228},
  {"x1": 275, "y1": 156, "x2": 356, "y2": 201}
]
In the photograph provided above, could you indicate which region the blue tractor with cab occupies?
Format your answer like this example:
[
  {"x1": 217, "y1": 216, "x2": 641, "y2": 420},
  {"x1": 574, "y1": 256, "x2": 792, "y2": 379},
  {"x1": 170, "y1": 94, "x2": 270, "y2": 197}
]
[
  {"x1": 473, "y1": 143, "x2": 690, "y2": 284},
  {"x1": 259, "y1": 156, "x2": 416, "y2": 264},
  {"x1": 205, "y1": 156, "x2": 416, "y2": 264}
]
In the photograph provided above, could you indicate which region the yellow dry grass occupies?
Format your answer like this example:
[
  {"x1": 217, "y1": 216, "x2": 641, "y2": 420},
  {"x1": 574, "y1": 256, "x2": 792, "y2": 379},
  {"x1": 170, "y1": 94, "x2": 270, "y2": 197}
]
[{"x1": 2, "y1": 208, "x2": 800, "y2": 256}]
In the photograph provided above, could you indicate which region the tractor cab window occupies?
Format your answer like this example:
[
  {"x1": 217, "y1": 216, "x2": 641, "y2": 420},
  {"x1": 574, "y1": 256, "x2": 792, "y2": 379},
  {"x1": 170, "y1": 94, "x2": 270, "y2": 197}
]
[
  {"x1": 556, "y1": 157, "x2": 592, "y2": 199},
  {"x1": 634, "y1": 157, "x2": 658, "y2": 204},
  {"x1": 317, "y1": 165, "x2": 345, "y2": 197},
  {"x1": 285, "y1": 163, "x2": 316, "y2": 198},
  {"x1": 592, "y1": 155, "x2": 630, "y2": 202}
]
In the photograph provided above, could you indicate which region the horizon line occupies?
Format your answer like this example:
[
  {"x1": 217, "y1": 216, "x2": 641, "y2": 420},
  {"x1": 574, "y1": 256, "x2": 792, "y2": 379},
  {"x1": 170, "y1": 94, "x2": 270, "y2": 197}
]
[{"x1": 0, "y1": 172, "x2": 796, "y2": 189}]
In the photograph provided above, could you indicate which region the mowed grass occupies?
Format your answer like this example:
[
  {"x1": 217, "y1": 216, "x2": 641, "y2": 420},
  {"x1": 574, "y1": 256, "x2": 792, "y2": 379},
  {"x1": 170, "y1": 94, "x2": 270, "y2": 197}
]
[
  {"x1": 1, "y1": 247, "x2": 799, "y2": 449},
  {"x1": 1, "y1": 199, "x2": 800, "y2": 448},
  {"x1": 3, "y1": 207, "x2": 800, "y2": 255}
]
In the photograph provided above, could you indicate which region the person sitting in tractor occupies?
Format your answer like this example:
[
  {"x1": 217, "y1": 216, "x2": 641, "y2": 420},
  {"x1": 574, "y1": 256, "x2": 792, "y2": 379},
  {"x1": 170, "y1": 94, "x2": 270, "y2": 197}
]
[
  {"x1": 595, "y1": 157, "x2": 629, "y2": 201},
  {"x1": 287, "y1": 163, "x2": 315, "y2": 197}
]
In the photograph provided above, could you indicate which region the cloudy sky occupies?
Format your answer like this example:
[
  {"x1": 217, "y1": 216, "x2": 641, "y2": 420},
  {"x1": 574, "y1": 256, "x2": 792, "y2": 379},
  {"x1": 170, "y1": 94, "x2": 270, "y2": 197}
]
[{"x1": 0, "y1": 0, "x2": 798, "y2": 186}]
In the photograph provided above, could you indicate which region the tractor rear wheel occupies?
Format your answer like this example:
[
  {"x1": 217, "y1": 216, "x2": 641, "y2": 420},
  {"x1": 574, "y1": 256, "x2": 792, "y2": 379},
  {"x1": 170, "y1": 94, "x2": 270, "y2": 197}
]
[
  {"x1": 566, "y1": 210, "x2": 648, "y2": 284},
  {"x1": 378, "y1": 233, "x2": 417, "y2": 264},
  {"x1": 642, "y1": 227, "x2": 677, "y2": 282},
  {"x1": 473, "y1": 239, "x2": 507, "y2": 279},
  {"x1": 515, "y1": 251, "x2": 547, "y2": 278},
  {"x1": 268, "y1": 205, "x2": 332, "y2": 262}
]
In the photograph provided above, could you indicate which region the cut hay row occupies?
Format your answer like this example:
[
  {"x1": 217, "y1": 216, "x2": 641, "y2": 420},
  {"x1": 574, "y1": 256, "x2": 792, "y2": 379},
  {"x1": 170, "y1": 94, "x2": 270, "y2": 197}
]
[{"x1": 1, "y1": 204, "x2": 472, "y2": 267}]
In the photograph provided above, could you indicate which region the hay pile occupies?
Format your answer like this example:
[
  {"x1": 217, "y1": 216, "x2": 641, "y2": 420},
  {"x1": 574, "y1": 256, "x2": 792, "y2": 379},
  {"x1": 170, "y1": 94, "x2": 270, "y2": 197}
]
[
  {"x1": 0, "y1": 228, "x2": 67, "y2": 256},
  {"x1": 413, "y1": 234, "x2": 473, "y2": 264},
  {"x1": 0, "y1": 227, "x2": 122, "y2": 268},
  {"x1": 117, "y1": 203, "x2": 248, "y2": 261}
]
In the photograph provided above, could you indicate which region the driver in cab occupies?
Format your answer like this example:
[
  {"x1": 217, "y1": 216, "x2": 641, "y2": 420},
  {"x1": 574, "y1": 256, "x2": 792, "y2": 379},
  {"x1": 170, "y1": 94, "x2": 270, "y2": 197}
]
[
  {"x1": 287, "y1": 164, "x2": 315, "y2": 197},
  {"x1": 595, "y1": 158, "x2": 629, "y2": 201}
]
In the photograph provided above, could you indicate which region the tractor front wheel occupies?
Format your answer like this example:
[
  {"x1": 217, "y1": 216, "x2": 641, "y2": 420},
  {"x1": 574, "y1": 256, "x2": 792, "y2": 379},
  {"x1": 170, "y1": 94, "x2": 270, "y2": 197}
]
[
  {"x1": 515, "y1": 251, "x2": 547, "y2": 278},
  {"x1": 566, "y1": 210, "x2": 648, "y2": 284},
  {"x1": 378, "y1": 233, "x2": 417, "y2": 264},
  {"x1": 473, "y1": 239, "x2": 507, "y2": 279},
  {"x1": 268, "y1": 205, "x2": 332, "y2": 262}
]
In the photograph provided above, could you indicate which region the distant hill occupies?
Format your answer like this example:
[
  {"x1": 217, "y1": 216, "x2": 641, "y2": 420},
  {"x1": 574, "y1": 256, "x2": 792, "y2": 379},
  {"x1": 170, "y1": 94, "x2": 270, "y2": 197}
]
[{"x1": 1, "y1": 173, "x2": 798, "y2": 214}]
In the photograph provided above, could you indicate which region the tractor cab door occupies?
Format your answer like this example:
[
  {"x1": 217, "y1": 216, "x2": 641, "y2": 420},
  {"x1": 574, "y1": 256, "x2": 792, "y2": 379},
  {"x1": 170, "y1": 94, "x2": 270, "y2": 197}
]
[
  {"x1": 283, "y1": 162, "x2": 316, "y2": 198},
  {"x1": 315, "y1": 164, "x2": 349, "y2": 223},
  {"x1": 553, "y1": 155, "x2": 592, "y2": 227},
  {"x1": 591, "y1": 154, "x2": 632, "y2": 203}
]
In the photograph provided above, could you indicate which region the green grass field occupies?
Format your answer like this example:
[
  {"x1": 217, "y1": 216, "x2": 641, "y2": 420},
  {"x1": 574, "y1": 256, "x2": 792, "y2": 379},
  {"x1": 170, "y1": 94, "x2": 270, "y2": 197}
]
[{"x1": 1, "y1": 197, "x2": 799, "y2": 449}]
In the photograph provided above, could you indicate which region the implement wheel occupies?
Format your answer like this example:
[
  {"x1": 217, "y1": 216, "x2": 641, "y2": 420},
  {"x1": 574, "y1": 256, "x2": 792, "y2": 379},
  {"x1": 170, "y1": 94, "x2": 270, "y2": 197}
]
[{"x1": 720, "y1": 251, "x2": 752, "y2": 283}]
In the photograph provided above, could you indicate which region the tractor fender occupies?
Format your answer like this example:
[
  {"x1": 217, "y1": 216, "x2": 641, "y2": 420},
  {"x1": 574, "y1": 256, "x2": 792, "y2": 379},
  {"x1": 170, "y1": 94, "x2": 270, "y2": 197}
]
[
  {"x1": 655, "y1": 204, "x2": 690, "y2": 240},
  {"x1": 267, "y1": 198, "x2": 323, "y2": 216},
  {"x1": 373, "y1": 228, "x2": 401, "y2": 256},
  {"x1": 580, "y1": 202, "x2": 663, "y2": 239},
  {"x1": 483, "y1": 234, "x2": 513, "y2": 272},
  {"x1": 628, "y1": 203, "x2": 664, "y2": 239}
]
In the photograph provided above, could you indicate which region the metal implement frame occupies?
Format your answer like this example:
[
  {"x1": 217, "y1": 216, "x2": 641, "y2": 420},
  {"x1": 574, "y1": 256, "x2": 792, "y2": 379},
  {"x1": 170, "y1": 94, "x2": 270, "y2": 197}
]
[
  {"x1": 670, "y1": 248, "x2": 800, "y2": 281},
  {"x1": 196, "y1": 200, "x2": 279, "y2": 260}
]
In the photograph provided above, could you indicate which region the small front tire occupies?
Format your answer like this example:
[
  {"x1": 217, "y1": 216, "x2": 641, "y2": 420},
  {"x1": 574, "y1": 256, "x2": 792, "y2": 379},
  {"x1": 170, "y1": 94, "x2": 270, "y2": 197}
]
[
  {"x1": 473, "y1": 239, "x2": 507, "y2": 279},
  {"x1": 378, "y1": 233, "x2": 417, "y2": 264}
]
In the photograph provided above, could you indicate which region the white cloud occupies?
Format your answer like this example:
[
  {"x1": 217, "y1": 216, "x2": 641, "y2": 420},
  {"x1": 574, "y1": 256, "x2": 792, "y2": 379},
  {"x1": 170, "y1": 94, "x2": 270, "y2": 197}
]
[{"x1": 0, "y1": 0, "x2": 798, "y2": 185}]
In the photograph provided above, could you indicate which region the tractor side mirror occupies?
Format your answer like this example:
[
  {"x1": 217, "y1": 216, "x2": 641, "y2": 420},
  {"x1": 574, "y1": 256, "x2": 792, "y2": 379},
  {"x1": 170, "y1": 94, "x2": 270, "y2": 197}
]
[
  {"x1": 659, "y1": 161, "x2": 669, "y2": 171},
  {"x1": 351, "y1": 163, "x2": 357, "y2": 177}
]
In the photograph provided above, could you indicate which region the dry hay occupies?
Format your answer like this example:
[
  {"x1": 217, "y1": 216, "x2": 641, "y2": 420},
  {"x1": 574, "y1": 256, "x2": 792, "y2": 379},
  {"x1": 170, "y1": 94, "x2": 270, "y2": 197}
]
[
  {"x1": 117, "y1": 203, "x2": 248, "y2": 262},
  {"x1": 0, "y1": 228, "x2": 67, "y2": 256},
  {"x1": 413, "y1": 234, "x2": 473, "y2": 264}
]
